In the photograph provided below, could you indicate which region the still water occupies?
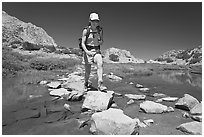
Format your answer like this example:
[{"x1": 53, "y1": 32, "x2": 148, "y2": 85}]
[
  {"x1": 129, "y1": 71, "x2": 202, "y2": 101},
  {"x1": 2, "y1": 70, "x2": 202, "y2": 108}
]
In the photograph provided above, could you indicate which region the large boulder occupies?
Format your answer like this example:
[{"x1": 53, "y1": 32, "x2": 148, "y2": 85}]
[
  {"x1": 2, "y1": 11, "x2": 57, "y2": 51},
  {"x1": 82, "y1": 91, "x2": 114, "y2": 111},
  {"x1": 140, "y1": 100, "x2": 174, "y2": 113},
  {"x1": 175, "y1": 94, "x2": 199, "y2": 111},
  {"x1": 176, "y1": 121, "x2": 202, "y2": 135},
  {"x1": 90, "y1": 108, "x2": 139, "y2": 135},
  {"x1": 190, "y1": 102, "x2": 202, "y2": 115}
]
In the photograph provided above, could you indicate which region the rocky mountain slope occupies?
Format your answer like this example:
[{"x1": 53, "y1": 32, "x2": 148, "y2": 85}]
[
  {"x1": 148, "y1": 46, "x2": 202, "y2": 65},
  {"x1": 2, "y1": 11, "x2": 57, "y2": 52},
  {"x1": 103, "y1": 47, "x2": 144, "y2": 63}
]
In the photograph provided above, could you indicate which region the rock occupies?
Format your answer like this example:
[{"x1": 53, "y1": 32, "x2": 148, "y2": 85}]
[
  {"x1": 175, "y1": 94, "x2": 199, "y2": 111},
  {"x1": 39, "y1": 80, "x2": 48, "y2": 85},
  {"x1": 166, "y1": 106, "x2": 174, "y2": 112},
  {"x1": 114, "y1": 92, "x2": 123, "y2": 97},
  {"x1": 107, "y1": 73, "x2": 122, "y2": 81},
  {"x1": 182, "y1": 112, "x2": 190, "y2": 118},
  {"x1": 136, "y1": 84, "x2": 144, "y2": 88},
  {"x1": 176, "y1": 121, "x2": 202, "y2": 135},
  {"x1": 190, "y1": 102, "x2": 202, "y2": 115},
  {"x1": 139, "y1": 88, "x2": 150, "y2": 92},
  {"x1": 49, "y1": 88, "x2": 71, "y2": 97},
  {"x1": 90, "y1": 108, "x2": 139, "y2": 135},
  {"x1": 63, "y1": 104, "x2": 71, "y2": 111},
  {"x1": 67, "y1": 90, "x2": 84, "y2": 101},
  {"x1": 140, "y1": 100, "x2": 173, "y2": 113},
  {"x1": 155, "y1": 99, "x2": 163, "y2": 103},
  {"x1": 28, "y1": 94, "x2": 42, "y2": 100},
  {"x1": 82, "y1": 91, "x2": 114, "y2": 111},
  {"x1": 67, "y1": 74, "x2": 84, "y2": 82},
  {"x1": 127, "y1": 99, "x2": 134, "y2": 105},
  {"x1": 125, "y1": 94, "x2": 146, "y2": 100},
  {"x1": 129, "y1": 82, "x2": 134, "y2": 85},
  {"x1": 111, "y1": 103, "x2": 118, "y2": 108},
  {"x1": 152, "y1": 93, "x2": 166, "y2": 97},
  {"x1": 47, "y1": 81, "x2": 61, "y2": 89},
  {"x1": 143, "y1": 119, "x2": 154, "y2": 126},
  {"x1": 63, "y1": 81, "x2": 84, "y2": 92},
  {"x1": 58, "y1": 77, "x2": 70, "y2": 81},
  {"x1": 190, "y1": 115, "x2": 202, "y2": 122},
  {"x1": 160, "y1": 97, "x2": 178, "y2": 102}
]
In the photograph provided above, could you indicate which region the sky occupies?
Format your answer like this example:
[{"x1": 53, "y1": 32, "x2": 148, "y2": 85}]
[{"x1": 2, "y1": 2, "x2": 202, "y2": 61}]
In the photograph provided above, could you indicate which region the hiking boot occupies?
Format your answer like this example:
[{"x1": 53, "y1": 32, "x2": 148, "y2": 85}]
[
  {"x1": 98, "y1": 81, "x2": 107, "y2": 91},
  {"x1": 84, "y1": 80, "x2": 92, "y2": 91}
]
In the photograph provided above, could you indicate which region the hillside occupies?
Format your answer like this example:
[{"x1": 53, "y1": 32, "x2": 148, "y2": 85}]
[
  {"x1": 2, "y1": 11, "x2": 57, "y2": 52},
  {"x1": 148, "y1": 46, "x2": 202, "y2": 65},
  {"x1": 103, "y1": 47, "x2": 144, "y2": 63}
]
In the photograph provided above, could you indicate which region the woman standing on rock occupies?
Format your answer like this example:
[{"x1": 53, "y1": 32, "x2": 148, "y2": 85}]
[{"x1": 81, "y1": 12, "x2": 107, "y2": 91}]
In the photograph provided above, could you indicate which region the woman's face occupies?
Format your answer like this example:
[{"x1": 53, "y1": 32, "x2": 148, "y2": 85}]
[{"x1": 90, "y1": 20, "x2": 99, "y2": 28}]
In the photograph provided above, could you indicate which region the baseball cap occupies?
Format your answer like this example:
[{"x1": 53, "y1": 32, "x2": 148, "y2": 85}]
[{"x1": 89, "y1": 13, "x2": 100, "y2": 21}]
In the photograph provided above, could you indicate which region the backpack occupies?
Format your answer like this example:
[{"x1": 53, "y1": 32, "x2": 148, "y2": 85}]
[{"x1": 78, "y1": 26, "x2": 102, "y2": 51}]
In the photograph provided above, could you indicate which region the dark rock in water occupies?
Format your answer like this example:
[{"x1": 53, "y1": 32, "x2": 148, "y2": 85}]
[
  {"x1": 190, "y1": 115, "x2": 202, "y2": 122},
  {"x1": 2, "y1": 11, "x2": 57, "y2": 51},
  {"x1": 44, "y1": 111, "x2": 66, "y2": 123},
  {"x1": 175, "y1": 94, "x2": 199, "y2": 111},
  {"x1": 176, "y1": 121, "x2": 202, "y2": 135},
  {"x1": 14, "y1": 109, "x2": 40, "y2": 121}
]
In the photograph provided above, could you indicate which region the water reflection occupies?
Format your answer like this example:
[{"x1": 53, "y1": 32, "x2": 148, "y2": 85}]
[{"x1": 158, "y1": 71, "x2": 202, "y2": 89}]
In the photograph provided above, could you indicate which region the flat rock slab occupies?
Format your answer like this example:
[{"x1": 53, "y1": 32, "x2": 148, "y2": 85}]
[
  {"x1": 90, "y1": 108, "x2": 139, "y2": 135},
  {"x1": 82, "y1": 91, "x2": 114, "y2": 111},
  {"x1": 49, "y1": 88, "x2": 71, "y2": 97},
  {"x1": 125, "y1": 94, "x2": 146, "y2": 100},
  {"x1": 107, "y1": 73, "x2": 122, "y2": 81},
  {"x1": 47, "y1": 81, "x2": 61, "y2": 89},
  {"x1": 175, "y1": 94, "x2": 199, "y2": 111},
  {"x1": 14, "y1": 109, "x2": 40, "y2": 121},
  {"x1": 140, "y1": 100, "x2": 173, "y2": 114},
  {"x1": 176, "y1": 121, "x2": 202, "y2": 135},
  {"x1": 161, "y1": 97, "x2": 178, "y2": 102},
  {"x1": 63, "y1": 81, "x2": 84, "y2": 92},
  {"x1": 139, "y1": 88, "x2": 150, "y2": 92},
  {"x1": 190, "y1": 102, "x2": 202, "y2": 115},
  {"x1": 152, "y1": 93, "x2": 166, "y2": 97}
]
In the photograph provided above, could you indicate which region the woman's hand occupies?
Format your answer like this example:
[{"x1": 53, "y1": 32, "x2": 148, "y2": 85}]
[{"x1": 86, "y1": 50, "x2": 95, "y2": 56}]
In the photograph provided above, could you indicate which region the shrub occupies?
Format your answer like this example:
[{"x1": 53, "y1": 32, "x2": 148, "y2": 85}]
[
  {"x1": 29, "y1": 58, "x2": 80, "y2": 71},
  {"x1": 22, "y1": 42, "x2": 42, "y2": 51},
  {"x1": 176, "y1": 51, "x2": 191, "y2": 60},
  {"x1": 2, "y1": 46, "x2": 31, "y2": 76},
  {"x1": 189, "y1": 58, "x2": 201, "y2": 64},
  {"x1": 109, "y1": 54, "x2": 119, "y2": 62}
]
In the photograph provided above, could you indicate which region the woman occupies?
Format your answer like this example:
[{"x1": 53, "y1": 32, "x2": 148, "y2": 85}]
[{"x1": 81, "y1": 12, "x2": 107, "y2": 91}]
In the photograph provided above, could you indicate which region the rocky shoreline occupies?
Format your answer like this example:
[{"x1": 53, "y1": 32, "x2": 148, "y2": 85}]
[{"x1": 2, "y1": 64, "x2": 202, "y2": 135}]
